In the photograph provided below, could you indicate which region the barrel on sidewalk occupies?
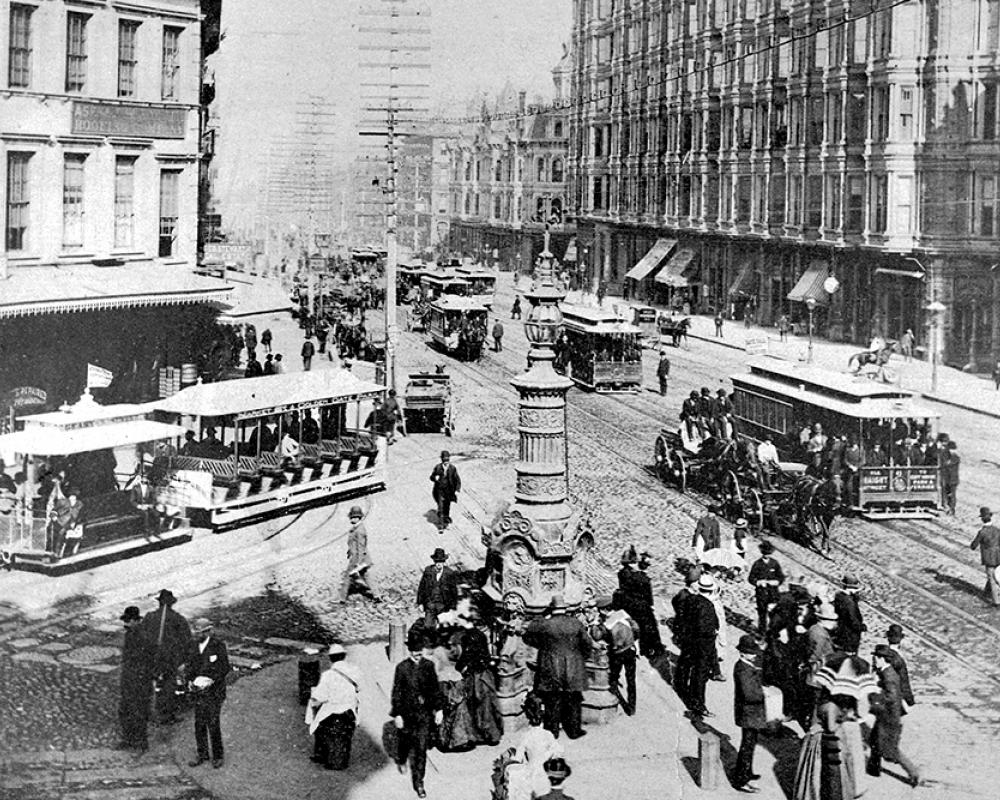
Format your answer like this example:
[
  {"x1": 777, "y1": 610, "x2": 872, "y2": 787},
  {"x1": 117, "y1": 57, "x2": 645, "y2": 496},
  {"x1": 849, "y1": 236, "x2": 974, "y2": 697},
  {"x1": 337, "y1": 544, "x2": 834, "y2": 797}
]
[{"x1": 297, "y1": 648, "x2": 321, "y2": 705}]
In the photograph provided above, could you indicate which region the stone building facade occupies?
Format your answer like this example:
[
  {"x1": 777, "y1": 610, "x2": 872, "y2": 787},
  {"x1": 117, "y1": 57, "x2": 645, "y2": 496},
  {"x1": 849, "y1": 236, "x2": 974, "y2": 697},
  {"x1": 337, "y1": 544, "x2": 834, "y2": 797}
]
[{"x1": 566, "y1": 0, "x2": 1000, "y2": 368}]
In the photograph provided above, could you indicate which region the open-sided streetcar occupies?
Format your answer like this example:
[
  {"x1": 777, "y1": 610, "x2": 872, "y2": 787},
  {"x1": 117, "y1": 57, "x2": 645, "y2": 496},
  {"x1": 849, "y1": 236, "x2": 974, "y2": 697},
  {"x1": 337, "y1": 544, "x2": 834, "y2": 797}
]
[
  {"x1": 731, "y1": 357, "x2": 941, "y2": 519},
  {"x1": 560, "y1": 303, "x2": 643, "y2": 393},
  {"x1": 420, "y1": 270, "x2": 471, "y2": 303},
  {"x1": 152, "y1": 370, "x2": 386, "y2": 528},
  {"x1": 426, "y1": 296, "x2": 489, "y2": 361},
  {"x1": 454, "y1": 265, "x2": 498, "y2": 309}
]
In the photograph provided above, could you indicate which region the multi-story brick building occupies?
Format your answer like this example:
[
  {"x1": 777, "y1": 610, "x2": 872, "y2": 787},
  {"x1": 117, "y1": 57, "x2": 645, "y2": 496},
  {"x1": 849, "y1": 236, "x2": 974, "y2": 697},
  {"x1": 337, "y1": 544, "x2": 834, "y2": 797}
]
[
  {"x1": 1, "y1": 0, "x2": 231, "y2": 409},
  {"x1": 447, "y1": 61, "x2": 578, "y2": 276},
  {"x1": 567, "y1": 0, "x2": 1000, "y2": 368}
]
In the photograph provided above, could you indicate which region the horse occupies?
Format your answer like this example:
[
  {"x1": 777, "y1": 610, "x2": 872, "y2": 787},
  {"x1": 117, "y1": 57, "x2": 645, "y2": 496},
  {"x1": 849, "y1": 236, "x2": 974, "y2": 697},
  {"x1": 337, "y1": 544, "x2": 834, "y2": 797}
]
[
  {"x1": 847, "y1": 337, "x2": 898, "y2": 379},
  {"x1": 659, "y1": 316, "x2": 692, "y2": 347},
  {"x1": 791, "y1": 475, "x2": 842, "y2": 554}
]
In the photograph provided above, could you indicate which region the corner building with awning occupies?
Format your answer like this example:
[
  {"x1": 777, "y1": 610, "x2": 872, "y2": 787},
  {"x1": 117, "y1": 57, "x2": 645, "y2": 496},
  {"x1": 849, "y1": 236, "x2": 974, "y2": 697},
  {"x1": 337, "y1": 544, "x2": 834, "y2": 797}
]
[{"x1": 1, "y1": 0, "x2": 232, "y2": 414}]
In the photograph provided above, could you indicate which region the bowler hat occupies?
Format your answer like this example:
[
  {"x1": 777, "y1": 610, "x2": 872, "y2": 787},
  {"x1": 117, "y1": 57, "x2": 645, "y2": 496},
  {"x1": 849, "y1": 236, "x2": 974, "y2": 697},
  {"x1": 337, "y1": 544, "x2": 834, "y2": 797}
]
[
  {"x1": 120, "y1": 606, "x2": 141, "y2": 623},
  {"x1": 980, "y1": 506, "x2": 993, "y2": 519},
  {"x1": 697, "y1": 574, "x2": 716, "y2": 594},
  {"x1": 406, "y1": 631, "x2": 428, "y2": 651},
  {"x1": 734, "y1": 518, "x2": 749, "y2": 530},
  {"x1": 873, "y1": 643, "x2": 893, "y2": 660},
  {"x1": 790, "y1": 585, "x2": 811, "y2": 603},
  {"x1": 736, "y1": 634, "x2": 762, "y2": 654},
  {"x1": 759, "y1": 540, "x2": 775, "y2": 555},
  {"x1": 841, "y1": 574, "x2": 861, "y2": 590},
  {"x1": 543, "y1": 757, "x2": 572, "y2": 781},
  {"x1": 430, "y1": 547, "x2": 448, "y2": 562},
  {"x1": 193, "y1": 617, "x2": 213, "y2": 633},
  {"x1": 620, "y1": 545, "x2": 638, "y2": 565},
  {"x1": 816, "y1": 602, "x2": 838, "y2": 621},
  {"x1": 348, "y1": 505, "x2": 363, "y2": 519},
  {"x1": 886, "y1": 624, "x2": 905, "y2": 644},
  {"x1": 156, "y1": 589, "x2": 176, "y2": 605},
  {"x1": 328, "y1": 643, "x2": 346, "y2": 657},
  {"x1": 440, "y1": 450, "x2": 451, "y2": 459}
]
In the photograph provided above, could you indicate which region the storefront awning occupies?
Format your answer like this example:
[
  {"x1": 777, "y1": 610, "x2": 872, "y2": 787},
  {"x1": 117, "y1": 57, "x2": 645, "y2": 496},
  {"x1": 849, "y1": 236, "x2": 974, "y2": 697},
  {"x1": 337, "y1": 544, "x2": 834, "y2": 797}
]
[
  {"x1": 216, "y1": 274, "x2": 293, "y2": 322},
  {"x1": 0, "y1": 263, "x2": 233, "y2": 319},
  {"x1": 654, "y1": 248, "x2": 699, "y2": 287},
  {"x1": 787, "y1": 262, "x2": 830, "y2": 305},
  {"x1": 727, "y1": 258, "x2": 754, "y2": 296},
  {"x1": 625, "y1": 238, "x2": 677, "y2": 282},
  {"x1": 563, "y1": 237, "x2": 577, "y2": 262}
]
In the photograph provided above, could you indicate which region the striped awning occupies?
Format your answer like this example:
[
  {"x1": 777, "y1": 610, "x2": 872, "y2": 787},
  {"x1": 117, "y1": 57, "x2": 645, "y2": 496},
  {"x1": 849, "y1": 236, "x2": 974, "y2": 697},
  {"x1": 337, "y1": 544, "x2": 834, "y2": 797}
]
[
  {"x1": 654, "y1": 248, "x2": 699, "y2": 287},
  {"x1": 563, "y1": 237, "x2": 577, "y2": 262},
  {"x1": 787, "y1": 262, "x2": 830, "y2": 305},
  {"x1": 0, "y1": 263, "x2": 232, "y2": 319},
  {"x1": 727, "y1": 258, "x2": 754, "y2": 296},
  {"x1": 625, "y1": 238, "x2": 676, "y2": 281}
]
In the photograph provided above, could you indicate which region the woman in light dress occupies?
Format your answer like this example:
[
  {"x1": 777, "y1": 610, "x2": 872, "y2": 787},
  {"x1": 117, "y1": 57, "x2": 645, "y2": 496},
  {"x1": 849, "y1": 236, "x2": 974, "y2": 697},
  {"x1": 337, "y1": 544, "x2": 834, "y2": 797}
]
[{"x1": 504, "y1": 693, "x2": 564, "y2": 800}]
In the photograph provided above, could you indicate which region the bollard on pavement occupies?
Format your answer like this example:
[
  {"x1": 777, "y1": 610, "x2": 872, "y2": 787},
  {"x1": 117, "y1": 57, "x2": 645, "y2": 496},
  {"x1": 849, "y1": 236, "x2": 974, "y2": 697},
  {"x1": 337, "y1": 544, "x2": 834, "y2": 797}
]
[
  {"x1": 698, "y1": 730, "x2": 722, "y2": 790},
  {"x1": 297, "y1": 648, "x2": 321, "y2": 706},
  {"x1": 389, "y1": 620, "x2": 407, "y2": 663}
]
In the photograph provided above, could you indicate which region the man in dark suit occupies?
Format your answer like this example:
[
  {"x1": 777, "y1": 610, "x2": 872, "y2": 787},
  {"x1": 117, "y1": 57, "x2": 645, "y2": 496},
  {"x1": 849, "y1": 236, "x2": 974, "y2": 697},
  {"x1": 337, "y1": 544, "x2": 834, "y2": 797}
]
[
  {"x1": 656, "y1": 351, "x2": 671, "y2": 396},
  {"x1": 429, "y1": 450, "x2": 461, "y2": 530},
  {"x1": 117, "y1": 606, "x2": 153, "y2": 753},
  {"x1": 186, "y1": 618, "x2": 230, "y2": 769},
  {"x1": 616, "y1": 545, "x2": 664, "y2": 659},
  {"x1": 867, "y1": 645, "x2": 921, "y2": 786},
  {"x1": 970, "y1": 506, "x2": 1000, "y2": 606},
  {"x1": 390, "y1": 631, "x2": 443, "y2": 798},
  {"x1": 941, "y1": 441, "x2": 960, "y2": 514},
  {"x1": 670, "y1": 567, "x2": 702, "y2": 710},
  {"x1": 883, "y1": 624, "x2": 914, "y2": 712},
  {"x1": 139, "y1": 589, "x2": 193, "y2": 725},
  {"x1": 747, "y1": 540, "x2": 784, "y2": 634},
  {"x1": 732, "y1": 634, "x2": 766, "y2": 793},
  {"x1": 833, "y1": 574, "x2": 865, "y2": 653},
  {"x1": 522, "y1": 595, "x2": 592, "y2": 739},
  {"x1": 684, "y1": 575, "x2": 720, "y2": 718},
  {"x1": 415, "y1": 548, "x2": 459, "y2": 628}
]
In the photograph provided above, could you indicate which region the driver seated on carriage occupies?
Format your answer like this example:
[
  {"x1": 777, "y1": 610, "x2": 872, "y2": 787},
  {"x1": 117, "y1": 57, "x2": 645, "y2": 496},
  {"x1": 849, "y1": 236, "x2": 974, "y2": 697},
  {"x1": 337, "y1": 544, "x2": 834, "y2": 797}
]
[
  {"x1": 680, "y1": 391, "x2": 705, "y2": 444},
  {"x1": 757, "y1": 435, "x2": 780, "y2": 489}
]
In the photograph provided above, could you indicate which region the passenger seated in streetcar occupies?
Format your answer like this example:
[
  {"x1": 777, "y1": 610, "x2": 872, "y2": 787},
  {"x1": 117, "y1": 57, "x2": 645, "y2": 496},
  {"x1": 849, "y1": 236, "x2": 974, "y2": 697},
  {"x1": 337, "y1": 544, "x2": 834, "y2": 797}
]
[
  {"x1": 757, "y1": 435, "x2": 780, "y2": 488},
  {"x1": 281, "y1": 430, "x2": 301, "y2": 466},
  {"x1": 300, "y1": 409, "x2": 321, "y2": 445},
  {"x1": 806, "y1": 423, "x2": 827, "y2": 455},
  {"x1": 200, "y1": 427, "x2": 228, "y2": 460}
]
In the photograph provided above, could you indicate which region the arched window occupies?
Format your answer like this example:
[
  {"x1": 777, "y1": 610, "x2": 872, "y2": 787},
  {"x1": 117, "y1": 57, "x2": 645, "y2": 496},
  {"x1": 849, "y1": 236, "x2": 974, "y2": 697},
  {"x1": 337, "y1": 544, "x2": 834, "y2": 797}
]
[
  {"x1": 517, "y1": 159, "x2": 524, "y2": 181},
  {"x1": 550, "y1": 197, "x2": 563, "y2": 223},
  {"x1": 536, "y1": 196, "x2": 548, "y2": 220},
  {"x1": 464, "y1": 194, "x2": 471, "y2": 214},
  {"x1": 554, "y1": 121, "x2": 564, "y2": 138},
  {"x1": 551, "y1": 158, "x2": 564, "y2": 183},
  {"x1": 537, "y1": 158, "x2": 547, "y2": 182},
  {"x1": 464, "y1": 161, "x2": 472, "y2": 181},
  {"x1": 495, "y1": 159, "x2": 502, "y2": 181}
]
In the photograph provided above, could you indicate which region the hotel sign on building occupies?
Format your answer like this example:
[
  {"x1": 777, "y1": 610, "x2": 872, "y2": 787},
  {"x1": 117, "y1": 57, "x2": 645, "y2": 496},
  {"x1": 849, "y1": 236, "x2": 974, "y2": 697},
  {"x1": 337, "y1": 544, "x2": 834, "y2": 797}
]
[{"x1": 71, "y1": 101, "x2": 187, "y2": 139}]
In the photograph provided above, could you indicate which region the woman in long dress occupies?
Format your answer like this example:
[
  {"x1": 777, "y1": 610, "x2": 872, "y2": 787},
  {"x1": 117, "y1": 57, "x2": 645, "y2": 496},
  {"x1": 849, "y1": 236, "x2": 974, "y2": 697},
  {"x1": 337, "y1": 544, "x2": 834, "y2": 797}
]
[
  {"x1": 428, "y1": 631, "x2": 478, "y2": 752},
  {"x1": 456, "y1": 618, "x2": 503, "y2": 746},
  {"x1": 503, "y1": 693, "x2": 563, "y2": 800}
]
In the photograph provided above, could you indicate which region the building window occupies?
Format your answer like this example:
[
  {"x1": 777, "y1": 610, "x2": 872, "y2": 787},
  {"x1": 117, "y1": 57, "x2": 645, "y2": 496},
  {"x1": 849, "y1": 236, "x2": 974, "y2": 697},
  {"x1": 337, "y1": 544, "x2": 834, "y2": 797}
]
[
  {"x1": 827, "y1": 92, "x2": 842, "y2": 143},
  {"x1": 494, "y1": 160, "x2": 502, "y2": 182},
  {"x1": 62, "y1": 154, "x2": 86, "y2": 248},
  {"x1": 982, "y1": 83, "x2": 997, "y2": 140},
  {"x1": 537, "y1": 158, "x2": 547, "y2": 182},
  {"x1": 808, "y1": 97, "x2": 824, "y2": 146},
  {"x1": 158, "y1": 170, "x2": 180, "y2": 257},
  {"x1": 899, "y1": 86, "x2": 915, "y2": 138},
  {"x1": 551, "y1": 158, "x2": 564, "y2": 183},
  {"x1": 788, "y1": 174, "x2": 803, "y2": 224},
  {"x1": 825, "y1": 174, "x2": 841, "y2": 230},
  {"x1": 5, "y1": 152, "x2": 31, "y2": 251},
  {"x1": 977, "y1": 175, "x2": 998, "y2": 236},
  {"x1": 65, "y1": 12, "x2": 89, "y2": 93},
  {"x1": 873, "y1": 86, "x2": 890, "y2": 141},
  {"x1": 894, "y1": 175, "x2": 913, "y2": 233},
  {"x1": 554, "y1": 121, "x2": 564, "y2": 138},
  {"x1": 161, "y1": 26, "x2": 181, "y2": 100},
  {"x1": 806, "y1": 175, "x2": 823, "y2": 228},
  {"x1": 8, "y1": 4, "x2": 32, "y2": 88},
  {"x1": 846, "y1": 176, "x2": 864, "y2": 231},
  {"x1": 592, "y1": 176, "x2": 604, "y2": 210},
  {"x1": 494, "y1": 195, "x2": 502, "y2": 219},
  {"x1": 871, "y1": 174, "x2": 888, "y2": 232},
  {"x1": 114, "y1": 157, "x2": 136, "y2": 248},
  {"x1": 118, "y1": 20, "x2": 140, "y2": 98}
]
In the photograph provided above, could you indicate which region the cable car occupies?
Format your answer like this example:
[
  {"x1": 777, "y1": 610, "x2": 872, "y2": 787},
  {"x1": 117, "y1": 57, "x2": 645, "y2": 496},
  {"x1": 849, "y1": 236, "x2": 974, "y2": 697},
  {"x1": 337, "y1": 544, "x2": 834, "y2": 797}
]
[
  {"x1": 426, "y1": 296, "x2": 489, "y2": 361},
  {"x1": 152, "y1": 370, "x2": 386, "y2": 528},
  {"x1": 560, "y1": 303, "x2": 644, "y2": 393},
  {"x1": 454, "y1": 265, "x2": 498, "y2": 309},
  {"x1": 420, "y1": 270, "x2": 470, "y2": 302},
  {"x1": 614, "y1": 303, "x2": 659, "y2": 347},
  {"x1": 0, "y1": 392, "x2": 192, "y2": 574},
  {"x1": 731, "y1": 356, "x2": 942, "y2": 518}
]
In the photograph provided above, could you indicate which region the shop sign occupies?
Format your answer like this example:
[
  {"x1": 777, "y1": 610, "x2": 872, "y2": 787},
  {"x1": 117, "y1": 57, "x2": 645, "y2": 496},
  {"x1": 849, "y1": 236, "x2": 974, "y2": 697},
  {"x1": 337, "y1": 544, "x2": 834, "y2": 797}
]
[
  {"x1": 203, "y1": 243, "x2": 252, "y2": 265},
  {"x1": 906, "y1": 467, "x2": 938, "y2": 492},
  {"x1": 5, "y1": 386, "x2": 47, "y2": 409},
  {"x1": 860, "y1": 468, "x2": 890, "y2": 493},
  {"x1": 745, "y1": 335, "x2": 769, "y2": 356},
  {"x1": 72, "y1": 101, "x2": 187, "y2": 139}
]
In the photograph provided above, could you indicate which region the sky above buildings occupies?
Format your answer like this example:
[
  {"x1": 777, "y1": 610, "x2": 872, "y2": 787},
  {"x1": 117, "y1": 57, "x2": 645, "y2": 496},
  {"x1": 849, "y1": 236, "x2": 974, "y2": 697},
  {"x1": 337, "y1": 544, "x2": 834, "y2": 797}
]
[{"x1": 215, "y1": 0, "x2": 572, "y2": 237}]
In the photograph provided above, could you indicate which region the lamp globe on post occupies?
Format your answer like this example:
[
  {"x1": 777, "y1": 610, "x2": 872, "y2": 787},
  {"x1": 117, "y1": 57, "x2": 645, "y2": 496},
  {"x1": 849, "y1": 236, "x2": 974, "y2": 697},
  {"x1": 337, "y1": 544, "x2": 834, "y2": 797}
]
[{"x1": 805, "y1": 296, "x2": 817, "y2": 364}]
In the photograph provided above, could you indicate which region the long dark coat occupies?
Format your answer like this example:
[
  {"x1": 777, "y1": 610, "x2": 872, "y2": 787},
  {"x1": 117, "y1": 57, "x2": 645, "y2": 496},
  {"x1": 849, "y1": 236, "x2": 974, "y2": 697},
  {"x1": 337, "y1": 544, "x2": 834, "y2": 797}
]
[
  {"x1": 119, "y1": 626, "x2": 154, "y2": 736},
  {"x1": 733, "y1": 658, "x2": 767, "y2": 729},
  {"x1": 390, "y1": 657, "x2": 443, "y2": 725},
  {"x1": 188, "y1": 636, "x2": 230, "y2": 703},
  {"x1": 415, "y1": 564, "x2": 460, "y2": 611},
  {"x1": 522, "y1": 613, "x2": 592, "y2": 693},
  {"x1": 680, "y1": 594, "x2": 718, "y2": 660},
  {"x1": 872, "y1": 664, "x2": 906, "y2": 759},
  {"x1": 139, "y1": 605, "x2": 193, "y2": 677},
  {"x1": 833, "y1": 591, "x2": 864, "y2": 653},
  {"x1": 430, "y1": 462, "x2": 461, "y2": 502}
]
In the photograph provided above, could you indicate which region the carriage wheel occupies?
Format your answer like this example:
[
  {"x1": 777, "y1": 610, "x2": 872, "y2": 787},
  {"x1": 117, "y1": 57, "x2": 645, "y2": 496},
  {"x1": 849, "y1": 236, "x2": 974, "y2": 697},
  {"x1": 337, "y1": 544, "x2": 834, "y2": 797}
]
[
  {"x1": 669, "y1": 450, "x2": 688, "y2": 493},
  {"x1": 654, "y1": 436, "x2": 670, "y2": 481},
  {"x1": 745, "y1": 488, "x2": 765, "y2": 533}
]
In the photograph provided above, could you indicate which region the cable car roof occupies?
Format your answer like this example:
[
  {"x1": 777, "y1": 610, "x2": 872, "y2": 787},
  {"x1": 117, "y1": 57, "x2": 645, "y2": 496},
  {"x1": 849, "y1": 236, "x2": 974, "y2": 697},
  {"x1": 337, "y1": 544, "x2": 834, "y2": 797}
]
[
  {"x1": 421, "y1": 272, "x2": 470, "y2": 286},
  {"x1": 742, "y1": 356, "x2": 920, "y2": 401},
  {"x1": 0, "y1": 419, "x2": 189, "y2": 456},
  {"x1": 154, "y1": 370, "x2": 383, "y2": 419},
  {"x1": 559, "y1": 303, "x2": 622, "y2": 324},
  {"x1": 429, "y1": 296, "x2": 488, "y2": 312},
  {"x1": 454, "y1": 266, "x2": 497, "y2": 279}
]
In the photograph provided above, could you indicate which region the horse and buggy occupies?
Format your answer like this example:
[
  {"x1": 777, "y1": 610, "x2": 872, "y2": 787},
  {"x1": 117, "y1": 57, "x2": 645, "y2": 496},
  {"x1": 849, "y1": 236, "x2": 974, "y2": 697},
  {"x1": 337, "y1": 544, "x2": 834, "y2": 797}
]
[
  {"x1": 654, "y1": 357, "x2": 941, "y2": 552},
  {"x1": 657, "y1": 313, "x2": 691, "y2": 347}
]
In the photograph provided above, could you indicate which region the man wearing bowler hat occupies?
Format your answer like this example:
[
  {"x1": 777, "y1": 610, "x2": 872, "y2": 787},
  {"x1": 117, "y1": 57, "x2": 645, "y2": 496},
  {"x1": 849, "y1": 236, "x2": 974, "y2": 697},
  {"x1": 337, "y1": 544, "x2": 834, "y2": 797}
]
[
  {"x1": 340, "y1": 506, "x2": 378, "y2": 603},
  {"x1": 187, "y1": 617, "x2": 230, "y2": 769},
  {"x1": 748, "y1": 540, "x2": 784, "y2": 634},
  {"x1": 833, "y1": 574, "x2": 865, "y2": 653},
  {"x1": 732, "y1": 634, "x2": 766, "y2": 793},
  {"x1": 416, "y1": 548, "x2": 460, "y2": 628},
  {"x1": 868, "y1": 644, "x2": 921, "y2": 786},
  {"x1": 139, "y1": 589, "x2": 192, "y2": 725},
  {"x1": 430, "y1": 450, "x2": 461, "y2": 530},
  {"x1": 883, "y1": 624, "x2": 915, "y2": 712},
  {"x1": 117, "y1": 606, "x2": 154, "y2": 752},
  {"x1": 390, "y1": 630, "x2": 443, "y2": 798},
  {"x1": 536, "y1": 757, "x2": 576, "y2": 800},
  {"x1": 970, "y1": 506, "x2": 1000, "y2": 606}
]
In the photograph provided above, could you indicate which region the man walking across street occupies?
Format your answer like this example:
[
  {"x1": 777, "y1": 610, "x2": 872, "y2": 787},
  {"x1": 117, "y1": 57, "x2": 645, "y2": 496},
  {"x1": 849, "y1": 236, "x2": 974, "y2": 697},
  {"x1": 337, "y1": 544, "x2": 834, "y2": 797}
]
[
  {"x1": 679, "y1": 574, "x2": 720, "y2": 719},
  {"x1": 617, "y1": 545, "x2": 664, "y2": 658},
  {"x1": 833, "y1": 574, "x2": 865, "y2": 653},
  {"x1": 390, "y1": 630, "x2": 443, "y2": 798},
  {"x1": 656, "y1": 351, "x2": 671, "y2": 396},
  {"x1": 714, "y1": 310, "x2": 724, "y2": 338},
  {"x1": 187, "y1": 618, "x2": 230, "y2": 769},
  {"x1": 970, "y1": 506, "x2": 1000, "y2": 607},
  {"x1": 883, "y1": 624, "x2": 915, "y2": 713},
  {"x1": 117, "y1": 606, "x2": 153, "y2": 753},
  {"x1": 867, "y1": 644, "x2": 921, "y2": 787},
  {"x1": 340, "y1": 506, "x2": 378, "y2": 602},
  {"x1": 430, "y1": 450, "x2": 461, "y2": 530},
  {"x1": 523, "y1": 595, "x2": 592, "y2": 739},
  {"x1": 139, "y1": 589, "x2": 192, "y2": 725},
  {"x1": 416, "y1": 548, "x2": 459, "y2": 628},
  {"x1": 747, "y1": 541, "x2": 783, "y2": 634},
  {"x1": 492, "y1": 319, "x2": 504, "y2": 352},
  {"x1": 307, "y1": 643, "x2": 360, "y2": 770},
  {"x1": 301, "y1": 336, "x2": 315, "y2": 371},
  {"x1": 732, "y1": 634, "x2": 766, "y2": 794}
]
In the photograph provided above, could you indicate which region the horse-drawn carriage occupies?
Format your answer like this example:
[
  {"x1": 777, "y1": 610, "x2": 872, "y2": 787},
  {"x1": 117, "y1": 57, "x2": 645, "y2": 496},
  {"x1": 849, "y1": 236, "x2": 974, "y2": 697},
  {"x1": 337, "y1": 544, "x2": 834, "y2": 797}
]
[{"x1": 657, "y1": 313, "x2": 691, "y2": 347}]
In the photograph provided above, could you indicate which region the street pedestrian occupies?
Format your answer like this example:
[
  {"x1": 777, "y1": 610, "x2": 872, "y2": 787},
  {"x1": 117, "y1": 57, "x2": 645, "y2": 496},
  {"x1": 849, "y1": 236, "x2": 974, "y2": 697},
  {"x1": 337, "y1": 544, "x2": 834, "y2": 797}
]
[
  {"x1": 139, "y1": 589, "x2": 193, "y2": 725},
  {"x1": 942, "y1": 440, "x2": 960, "y2": 514},
  {"x1": 307, "y1": 643, "x2": 360, "y2": 770},
  {"x1": 340, "y1": 506, "x2": 378, "y2": 602},
  {"x1": 244, "y1": 353, "x2": 263, "y2": 378},
  {"x1": 732, "y1": 634, "x2": 766, "y2": 794},
  {"x1": 714, "y1": 310, "x2": 724, "y2": 338},
  {"x1": 596, "y1": 281, "x2": 606, "y2": 307},
  {"x1": 187, "y1": 618, "x2": 230, "y2": 769},
  {"x1": 832, "y1": 574, "x2": 865, "y2": 654},
  {"x1": 970, "y1": 506, "x2": 1000, "y2": 606},
  {"x1": 273, "y1": 353, "x2": 285, "y2": 374},
  {"x1": 455, "y1": 611, "x2": 503, "y2": 746},
  {"x1": 260, "y1": 328, "x2": 272, "y2": 354},
  {"x1": 383, "y1": 389, "x2": 405, "y2": 444},
  {"x1": 680, "y1": 574, "x2": 720, "y2": 719},
  {"x1": 617, "y1": 546, "x2": 664, "y2": 659},
  {"x1": 117, "y1": 606, "x2": 153, "y2": 753},
  {"x1": 536, "y1": 757, "x2": 576, "y2": 800},
  {"x1": 883, "y1": 624, "x2": 915, "y2": 712},
  {"x1": 430, "y1": 450, "x2": 461, "y2": 530},
  {"x1": 416, "y1": 547, "x2": 460, "y2": 628},
  {"x1": 522, "y1": 594, "x2": 591, "y2": 739},
  {"x1": 670, "y1": 567, "x2": 701, "y2": 705},
  {"x1": 503, "y1": 692, "x2": 564, "y2": 800},
  {"x1": 262, "y1": 354, "x2": 275, "y2": 375},
  {"x1": 243, "y1": 325, "x2": 257, "y2": 357},
  {"x1": 316, "y1": 321, "x2": 329, "y2": 354},
  {"x1": 511, "y1": 296, "x2": 522, "y2": 320},
  {"x1": 301, "y1": 336, "x2": 315, "y2": 371},
  {"x1": 778, "y1": 314, "x2": 789, "y2": 342},
  {"x1": 590, "y1": 591, "x2": 639, "y2": 715},
  {"x1": 748, "y1": 540, "x2": 784, "y2": 634},
  {"x1": 867, "y1": 645, "x2": 921, "y2": 786},
  {"x1": 803, "y1": 602, "x2": 838, "y2": 725},
  {"x1": 492, "y1": 319, "x2": 504, "y2": 352},
  {"x1": 656, "y1": 351, "x2": 671, "y2": 396},
  {"x1": 390, "y1": 630, "x2": 444, "y2": 799},
  {"x1": 899, "y1": 328, "x2": 914, "y2": 362},
  {"x1": 692, "y1": 504, "x2": 722, "y2": 565}
]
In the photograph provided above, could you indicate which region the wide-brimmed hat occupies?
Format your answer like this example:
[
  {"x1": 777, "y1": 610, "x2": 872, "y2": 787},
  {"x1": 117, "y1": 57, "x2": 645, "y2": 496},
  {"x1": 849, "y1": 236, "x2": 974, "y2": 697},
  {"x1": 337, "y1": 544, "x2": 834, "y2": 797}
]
[
  {"x1": 430, "y1": 547, "x2": 448, "y2": 562},
  {"x1": 697, "y1": 575, "x2": 716, "y2": 594},
  {"x1": 440, "y1": 450, "x2": 451, "y2": 459},
  {"x1": 842, "y1": 574, "x2": 861, "y2": 590},
  {"x1": 759, "y1": 540, "x2": 775, "y2": 555},
  {"x1": 885, "y1": 624, "x2": 904, "y2": 643},
  {"x1": 734, "y1": 518, "x2": 749, "y2": 530},
  {"x1": 348, "y1": 505, "x2": 364, "y2": 519},
  {"x1": 328, "y1": 643, "x2": 346, "y2": 657},
  {"x1": 620, "y1": 545, "x2": 638, "y2": 565},
  {"x1": 736, "y1": 634, "x2": 762, "y2": 654},
  {"x1": 543, "y1": 757, "x2": 572, "y2": 781},
  {"x1": 156, "y1": 589, "x2": 176, "y2": 605},
  {"x1": 193, "y1": 617, "x2": 213, "y2": 633},
  {"x1": 816, "y1": 603, "x2": 838, "y2": 621},
  {"x1": 120, "y1": 606, "x2": 141, "y2": 623}
]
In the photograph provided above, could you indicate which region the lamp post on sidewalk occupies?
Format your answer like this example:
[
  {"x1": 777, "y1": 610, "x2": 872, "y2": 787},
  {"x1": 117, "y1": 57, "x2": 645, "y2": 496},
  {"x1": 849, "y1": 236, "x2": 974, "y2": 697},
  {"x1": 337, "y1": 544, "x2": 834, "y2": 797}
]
[
  {"x1": 805, "y1": 296, "x2": 817, "y2": 363},
  {"x1": 927, "y1": 300, "x2": 946, "y2": 394}
]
